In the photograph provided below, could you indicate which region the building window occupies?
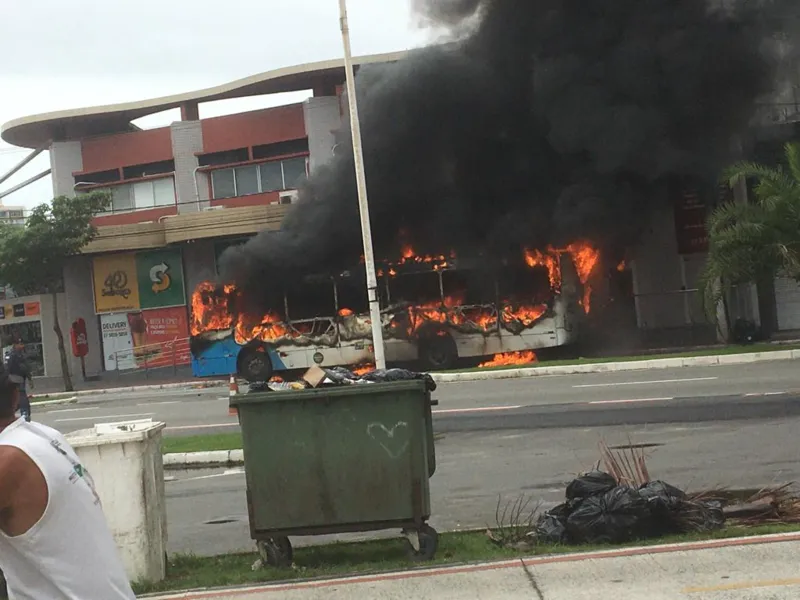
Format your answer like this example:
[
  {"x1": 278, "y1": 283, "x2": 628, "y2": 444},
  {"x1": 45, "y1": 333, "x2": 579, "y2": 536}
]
[
  {"x1": 211, "y1": 157, "x2": 308, "y2": 199},
  {"x1": 98, "y1": 176, "x2": 176, "y2": 213}
]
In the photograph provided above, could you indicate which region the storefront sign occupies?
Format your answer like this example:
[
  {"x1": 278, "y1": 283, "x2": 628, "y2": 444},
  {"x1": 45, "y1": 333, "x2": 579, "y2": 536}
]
[
  {"x1": 100, "y1": 313, "x2": 137, "y2": 371},
  {"x1": 71, "y1": 318, "x2": 89, "y2": 358},
  {"x1": 93, "y1": 250, "x2": 185, "y2": 314},
  {"x1": 0, "y1": 301, "x2": 41, "y2": 321},
  {"x1": 93, "y1": 253, "x2": 141, "y2": 313},
  {"x1": 100, "y1": 307, "x2": 190, "y2": 371},
  {"x1": 136, "y1": 249, "x2": 186, "y2": 310}
]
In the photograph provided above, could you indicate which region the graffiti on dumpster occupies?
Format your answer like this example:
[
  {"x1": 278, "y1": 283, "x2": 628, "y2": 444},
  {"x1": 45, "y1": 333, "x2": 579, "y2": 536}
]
[{"x1": 367, "y1": 421, "x2": 410, "y2": 459}]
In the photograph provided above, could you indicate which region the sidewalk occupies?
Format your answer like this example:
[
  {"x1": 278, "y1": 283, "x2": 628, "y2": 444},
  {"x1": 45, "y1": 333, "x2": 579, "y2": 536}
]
[{"x1": 145, "y1": 533, "x2": 800, "y2": 599}]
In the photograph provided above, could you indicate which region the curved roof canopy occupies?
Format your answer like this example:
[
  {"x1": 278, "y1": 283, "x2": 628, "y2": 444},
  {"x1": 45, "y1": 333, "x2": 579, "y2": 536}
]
[{"x1": 1, "y1": 50, "x2": 407, "y2": 149}]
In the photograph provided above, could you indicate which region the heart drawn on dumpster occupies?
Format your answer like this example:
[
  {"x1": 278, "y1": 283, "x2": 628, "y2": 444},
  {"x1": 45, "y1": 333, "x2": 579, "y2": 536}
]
[{"x1": 367, "y1": 421, "x2": 410, "y2": 459}]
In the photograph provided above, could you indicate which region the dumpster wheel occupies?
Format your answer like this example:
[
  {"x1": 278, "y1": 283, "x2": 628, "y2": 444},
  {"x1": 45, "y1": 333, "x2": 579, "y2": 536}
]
[
  {"x1": 257, "y1": 537, "x2": 293, "y2": 568},
  {"x1": 405, "y1": 525, "x2": 438, "y2": 562}
]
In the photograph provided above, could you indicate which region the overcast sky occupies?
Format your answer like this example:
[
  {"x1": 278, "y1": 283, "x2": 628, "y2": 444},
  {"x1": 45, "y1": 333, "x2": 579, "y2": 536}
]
[{"x1": 0, "y1": 0, "x2": 436, "y2": 210}]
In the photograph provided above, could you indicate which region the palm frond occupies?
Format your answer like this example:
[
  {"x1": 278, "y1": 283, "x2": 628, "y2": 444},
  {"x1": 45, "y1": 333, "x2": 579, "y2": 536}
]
[{"x1": 785, "y1": 142, "x2": 800, "y2": 185}]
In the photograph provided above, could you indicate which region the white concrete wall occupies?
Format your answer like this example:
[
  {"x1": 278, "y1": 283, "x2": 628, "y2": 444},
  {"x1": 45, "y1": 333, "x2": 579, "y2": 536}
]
[
  {"x1": 171, "y1": 121, "x2": 207, "y2": 213},
  {"x1": 37, "y1": 293, "x2": 69, "y2": 378},
  {"x1": 303, "y1": 96, "x2": 343, "y2": 174},
  {"x1": 66, "y1": 423, "x2": 168, "y2": 584},
  {"x1": 49, "y1": 141, "x2": 83, "y2": 198}
]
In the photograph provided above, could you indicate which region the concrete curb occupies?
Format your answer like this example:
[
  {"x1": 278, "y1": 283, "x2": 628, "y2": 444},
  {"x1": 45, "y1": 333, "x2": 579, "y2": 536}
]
[
  {"x1": 31, "y1": 396, "x2": 78, "y2": 407},
  {"x1": 432, "y1": 348, "x2": 800, "y2": 383},
  {"x1": 163, "y1": 449, "x2": 244, "y2": 469},
  {"x1": 143, "y1": 531, "x2": 800, "y2": 599},
  {"x1": 38, "y1": 380, "x2": 228, "y2": 401}
]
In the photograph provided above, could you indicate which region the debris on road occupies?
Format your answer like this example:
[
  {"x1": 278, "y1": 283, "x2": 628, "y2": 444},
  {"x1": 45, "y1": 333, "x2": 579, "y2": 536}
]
[{"x1": 490, "y1": 442, "x2": 800, "y2": 551}]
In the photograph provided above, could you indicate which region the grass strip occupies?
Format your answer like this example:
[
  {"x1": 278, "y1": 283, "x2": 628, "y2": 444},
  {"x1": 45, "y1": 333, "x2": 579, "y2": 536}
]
[
  {"x1": 451, "y1": 342, "x2": 800, "y2": 373},
  {"x1": 162, "y1": 433, "x2": 243, "y2": 454},
  {"x1": 132, "y1": 523, "x2": 800, "y2": 595}
]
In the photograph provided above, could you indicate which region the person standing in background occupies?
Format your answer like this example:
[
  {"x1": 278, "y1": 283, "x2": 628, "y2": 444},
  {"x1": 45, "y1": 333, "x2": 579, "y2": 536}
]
[{"x1": 6, "y1": 340, "x2": 32, "y2": 423}]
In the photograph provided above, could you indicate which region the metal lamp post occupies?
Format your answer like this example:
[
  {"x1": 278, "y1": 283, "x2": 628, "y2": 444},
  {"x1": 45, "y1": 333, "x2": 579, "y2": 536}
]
[{"x1": 338, "y1": 0, "x2": 387, "y2": 370}]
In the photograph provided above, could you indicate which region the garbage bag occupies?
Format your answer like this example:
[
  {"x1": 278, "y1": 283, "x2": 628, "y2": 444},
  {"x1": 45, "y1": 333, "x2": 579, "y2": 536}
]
[
  {"x1": 359, "y1": 368, "x2": 437, "y2": 391},
  {"x1": 321, "y1": 367, "x2": 358, "y2": 385},
  {"x1": 535, "y1": 511, "x2": 568, "y2": 544},
  {"x1": 671, "y1": 500, "x2": 725, "y2": 533},
  {"x1": 247, "y1": 381, "x2": 272, "y2": 393},
  {"x1": 639, "y1": 481, "x2": 687, "y2": 513},
  {"x1": 566, "y1": 486, "x2": 651, "y2": 544},
  {"x1": 566, "y1": 471, "x2": 618, "y2": 500}
]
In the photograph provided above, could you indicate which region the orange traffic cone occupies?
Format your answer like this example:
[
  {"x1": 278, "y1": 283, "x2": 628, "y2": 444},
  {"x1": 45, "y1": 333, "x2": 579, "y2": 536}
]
[{"x1": 228, "y1": 375, "x2": 239, "y2": 416}]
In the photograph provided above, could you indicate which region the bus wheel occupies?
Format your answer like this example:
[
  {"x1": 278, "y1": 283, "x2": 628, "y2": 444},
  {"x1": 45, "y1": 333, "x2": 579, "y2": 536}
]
[
  {"x1": 418, "y1": 333, "x2": 457, "y2": 371},
  {"x1": 237, "y1": 347, "x2": 274, "y2": 383}
]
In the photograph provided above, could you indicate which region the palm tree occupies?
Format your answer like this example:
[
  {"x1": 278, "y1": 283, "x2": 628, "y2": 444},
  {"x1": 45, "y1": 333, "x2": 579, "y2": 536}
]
[{"x1": 701, "y1": 142, "x2": 800, "y2": 319}]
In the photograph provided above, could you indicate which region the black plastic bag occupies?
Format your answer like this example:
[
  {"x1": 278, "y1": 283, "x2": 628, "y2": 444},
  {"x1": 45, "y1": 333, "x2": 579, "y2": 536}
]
[
  {"x1": 247, "y1": 381, "x2": 272, "y2": 393},
  {"x1": 321, "y1": 367, "x2": 358, "y2": 385},
  {"x1": 639, "y1": 481, "x2": 687, "y2": 513},
  {"x1": 535, "y1": 511, "x2": 568, "y2": 543},
  {"x1": 566, "y1": 486, "x2": 651, "y2": 544},
  {"x1": 359, "y1": 368, "x2": 437, "y2": 391},
  {"x1": 566, "y1": 471, "x2": 618, "y2": 500},
  {"x1": 671, "y1": 500, "x2": 725, "y2": 533}
]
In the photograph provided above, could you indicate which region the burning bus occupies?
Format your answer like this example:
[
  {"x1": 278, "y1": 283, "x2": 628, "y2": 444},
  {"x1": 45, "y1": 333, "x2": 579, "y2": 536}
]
[{"x1": 190, "y1": 242, "x2": 599, "y2": 381}]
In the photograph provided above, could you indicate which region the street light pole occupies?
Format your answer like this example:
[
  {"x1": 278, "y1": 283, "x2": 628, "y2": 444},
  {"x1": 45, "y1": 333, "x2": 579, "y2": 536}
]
[{"x1": 338, "y1": 0, "x2": 387, "y2": 370}]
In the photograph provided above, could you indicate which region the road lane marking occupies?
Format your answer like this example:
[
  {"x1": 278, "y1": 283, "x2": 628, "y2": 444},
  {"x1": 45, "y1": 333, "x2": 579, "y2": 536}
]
[
  {"x1": 137, "y1": 401, "x2": 181, "y2": 406},
  {"x1": 165, "y1": 423, "x2": 239, "y2": 431},
  {"x1": 745, "y1": 391, "x2": 787, "y2": 397},
  {"x1": 55, "y1": 412, "x2": 154, "y2": 423},
  {"x1": 433, "y1": 405, "x2": 523, "y2": 415},
  {"x1": 46, "y1": 407, "x2": 98, "y2": 414},
  {"x1": 589, "y1": 397, "x2": 674, "y2": 405},
  {"x1": 574, "y1": 377, "x2": 717, "y2": 388}
]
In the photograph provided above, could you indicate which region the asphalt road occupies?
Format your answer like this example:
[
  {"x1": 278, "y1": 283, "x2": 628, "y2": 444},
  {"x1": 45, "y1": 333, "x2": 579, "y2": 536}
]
[
  {"x1": 31, "y1": 358, "x2": 800, "y2": 556},
  {"x1": 33, "y1": 359, "x2": 800, "y2": 436}
]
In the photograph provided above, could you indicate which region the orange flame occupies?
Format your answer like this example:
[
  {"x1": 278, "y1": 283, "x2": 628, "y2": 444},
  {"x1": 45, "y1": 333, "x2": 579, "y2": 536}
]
[
  {"x1": 190, "y1": 282, "x2": 236, "y2": 336},
  {"x1": 339, "y1": 308, "x2": 354, "y2": 317},
  {"x1": 270, "y1": 375, "x2": 285, "y2": 383},
  {"x1": 617, "y1": 260, "x2": 626, "y2": 272},
  {"x1": 524, "y1": 249, "x2": 562, "y2": 289},
  {"x1": 352, "y1": 363, "x2": 375, "y2": 376},
  {"x1": 479, "y1": 351, "x2": 537, "y2": 368}
]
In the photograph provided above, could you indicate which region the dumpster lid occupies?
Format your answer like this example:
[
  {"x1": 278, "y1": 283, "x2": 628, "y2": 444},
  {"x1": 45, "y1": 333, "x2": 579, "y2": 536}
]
[
  {"x1": 65, "y1": 418, "x2": 166, "y2": 447},
  {"x1": 231, "y1": 379, "x2": 429, "y2": 407}
]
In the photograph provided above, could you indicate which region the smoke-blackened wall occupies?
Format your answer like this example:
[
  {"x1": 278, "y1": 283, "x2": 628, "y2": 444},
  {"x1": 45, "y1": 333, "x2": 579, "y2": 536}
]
[{"x1": 220, "y1": 0, "x2": 795, "y2": 312}]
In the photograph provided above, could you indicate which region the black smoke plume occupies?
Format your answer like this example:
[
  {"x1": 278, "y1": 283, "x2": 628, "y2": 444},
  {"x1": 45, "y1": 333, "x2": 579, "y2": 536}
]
[{"x1": 220, "y1": 0, "x2": 796, "y2": 312}]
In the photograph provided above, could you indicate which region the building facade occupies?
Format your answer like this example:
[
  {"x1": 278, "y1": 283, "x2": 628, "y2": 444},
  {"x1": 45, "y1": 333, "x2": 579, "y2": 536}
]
[{"x1": 1, "y1": 49, "x2": 798, "y2": 380}]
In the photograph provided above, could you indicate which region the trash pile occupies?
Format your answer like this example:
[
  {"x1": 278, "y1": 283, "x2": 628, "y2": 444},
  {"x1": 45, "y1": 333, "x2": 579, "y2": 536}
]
[
  {"x1": 535, "y1": 471, "x2": 725, "y2": 544},
  {"x1": 249, "y1": 366, "x2": 437, "y2": 393}
]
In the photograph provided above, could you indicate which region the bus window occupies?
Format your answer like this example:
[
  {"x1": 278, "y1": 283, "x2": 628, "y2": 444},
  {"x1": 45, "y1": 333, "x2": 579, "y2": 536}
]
[
  {"x1": 285, "y1": 279, "x2": 336, "y2": 320},
  {"x1": 388, "y1": 271, "x2": 441, "y2": 306},
  {"x1": 497, "y1": 263, "x2": 552, "y2": 305},
  {"x1": 336, "y1": 273, "x2": 369, "y2": 315},
  {"x1": 441, "y1": 268, "x2": 495, "y2": 305}
]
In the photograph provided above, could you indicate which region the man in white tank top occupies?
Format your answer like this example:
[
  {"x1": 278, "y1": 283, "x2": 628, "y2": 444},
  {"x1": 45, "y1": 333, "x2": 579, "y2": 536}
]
[{"x1": 0, "y1": 374, "x2": 136, "y2": 599}]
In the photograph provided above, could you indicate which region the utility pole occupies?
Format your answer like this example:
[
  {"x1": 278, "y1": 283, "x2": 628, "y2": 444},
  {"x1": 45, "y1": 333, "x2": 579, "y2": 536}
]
[{"x1": 338, "y1": 0, "x2": 387, "y2": 370}]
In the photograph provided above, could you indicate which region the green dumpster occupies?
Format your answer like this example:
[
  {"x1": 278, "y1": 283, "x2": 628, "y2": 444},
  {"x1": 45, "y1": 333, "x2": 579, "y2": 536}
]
[{"x1": 230, "y1": 379, "x2": 438, "y2": 566}]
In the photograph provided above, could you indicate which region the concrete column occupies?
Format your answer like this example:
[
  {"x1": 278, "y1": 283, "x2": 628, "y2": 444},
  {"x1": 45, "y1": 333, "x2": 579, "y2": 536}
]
[
  {"x1": 63, "y1": 256, "x2": 103, "y2": 377},
  {"x1": 49, "y1": 141, "x2": 83, "y2": 197},
  {"x1": 303, "y1": 96, "x2": 344, "y2": 174},
  {"x1": 170, "y1": 121, "x2": 207, "y2": 214}
]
